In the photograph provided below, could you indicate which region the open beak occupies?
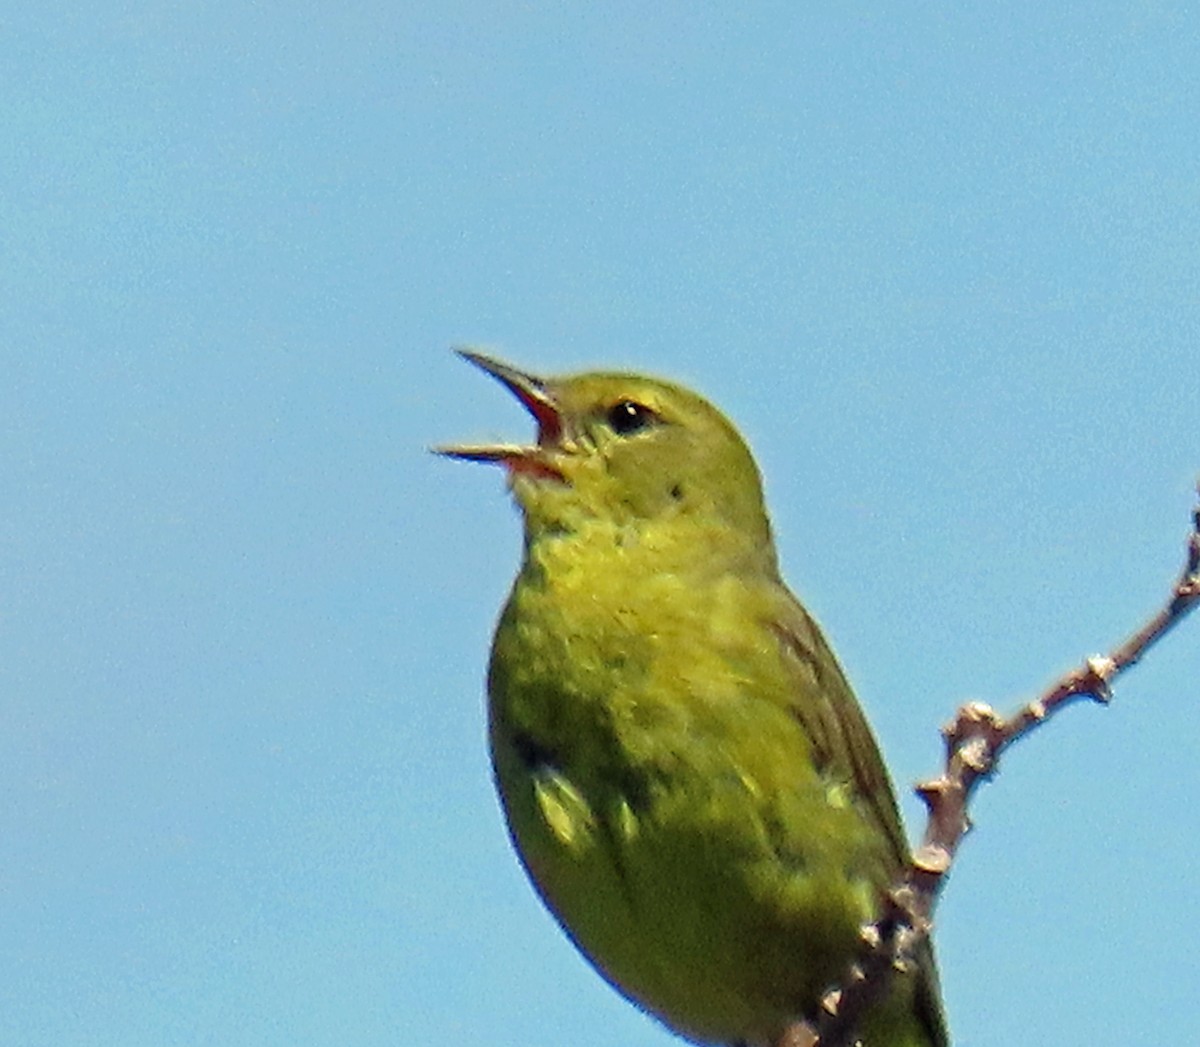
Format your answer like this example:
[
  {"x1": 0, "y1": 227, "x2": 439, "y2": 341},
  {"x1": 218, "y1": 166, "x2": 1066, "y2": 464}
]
[{"x1": 433, "y1": 349, "x2": 567, "y2": 479}]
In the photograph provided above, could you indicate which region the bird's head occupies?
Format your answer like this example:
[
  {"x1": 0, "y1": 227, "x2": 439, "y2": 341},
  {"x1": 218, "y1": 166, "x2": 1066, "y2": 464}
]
[{"x1": 437, "y1": 350, "x2": 776, "y2": 568}]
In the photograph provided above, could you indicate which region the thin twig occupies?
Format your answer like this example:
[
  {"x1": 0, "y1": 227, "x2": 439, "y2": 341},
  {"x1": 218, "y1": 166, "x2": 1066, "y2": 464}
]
[{"x1": 781, "y1": 487, "x2": 1200, "y2": 1047}]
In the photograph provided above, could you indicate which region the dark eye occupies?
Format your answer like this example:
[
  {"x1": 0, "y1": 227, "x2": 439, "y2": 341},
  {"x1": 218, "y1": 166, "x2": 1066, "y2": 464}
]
[{"x1": 606, "y1": 400, "x2": 657, "y2": 435}]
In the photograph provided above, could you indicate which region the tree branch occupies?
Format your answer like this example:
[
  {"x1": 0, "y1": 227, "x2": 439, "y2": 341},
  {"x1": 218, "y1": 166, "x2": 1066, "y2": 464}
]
[{"x1": 780, "y1": 487, "x2": 1200, "y2": 1047}]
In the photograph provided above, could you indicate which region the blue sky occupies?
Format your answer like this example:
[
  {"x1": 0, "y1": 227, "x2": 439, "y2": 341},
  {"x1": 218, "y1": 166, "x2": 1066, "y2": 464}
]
[{"x1": 2, "y1": 4, "x2": 1198, "y2": 1046}]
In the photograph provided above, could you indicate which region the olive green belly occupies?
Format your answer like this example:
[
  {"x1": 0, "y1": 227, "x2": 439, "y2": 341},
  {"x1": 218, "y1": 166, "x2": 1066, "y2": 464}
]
[{"x1": 491, "y1": 733, "x2": 876, "y2": 1045}]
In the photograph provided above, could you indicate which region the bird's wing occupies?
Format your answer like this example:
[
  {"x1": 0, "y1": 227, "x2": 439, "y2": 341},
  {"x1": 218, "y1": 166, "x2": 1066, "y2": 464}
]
[
  {"x1": 768, "y1": 587, "x2": 909, "y2": 869},
  {"x1": 769, "y1": 585, "x2": 949, "y2": 1047}
]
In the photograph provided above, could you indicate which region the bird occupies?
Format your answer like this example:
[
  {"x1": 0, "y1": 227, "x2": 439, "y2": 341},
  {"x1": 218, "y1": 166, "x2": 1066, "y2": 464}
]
[{"x1": 437, "y1": 349, "x2": 947, "y2": 1047}]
